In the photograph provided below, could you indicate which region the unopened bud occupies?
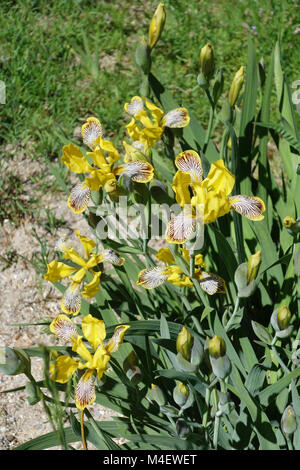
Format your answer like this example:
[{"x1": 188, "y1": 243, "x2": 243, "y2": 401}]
[
  {"x1": 208, "y1": 336, "x2": 226, "y2": 359},
  {"x1": 173, "y1": 382, "x2": 189, "y2": 407},
  {"x1": 200, "y1": 43, "x2": 215, "y2": 80},
  {"x1": 277, "y1": 305, "x2": 291, "y2": 331},
  {"x1": 150, "y1": 383, "x2": 166, "y2": 406},
  {"x1": 281, "y1": 405, "x2": 297, "y2": 437},
  {"x1": 228, "y1": 66, "x2": 244, "y2": 107},
  {"x1": 176, "y1": 327, "x2": 194, "y2": 361},
  {"x1": 284, "y1": 216, "x2": 300, "y2": 234},
  {"x1": 247, "y1": 250, "x2": 261, "y2": 284},
  {"x1": 148, "y1": 3, "x2": 166, "y2": 50}
]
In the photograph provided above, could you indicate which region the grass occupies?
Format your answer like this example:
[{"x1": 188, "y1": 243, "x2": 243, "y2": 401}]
[{"x1": 0, "y1": 0, "x2": 299, "y2": 227}]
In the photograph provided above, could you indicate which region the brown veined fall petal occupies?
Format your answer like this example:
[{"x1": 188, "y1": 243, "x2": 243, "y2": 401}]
[
  {"x1": 105, "y1": 325, "x2": 131, "y2": 354},
  {"x1": 161, "y1": 107, "x2": 190, "y2": 128},
  {"x1": 175, "y1": 150, "x2": 203, "y2": 182},
  {"x1": 67, "y1": 182, "x2": 90, "y2": 214},
  {"x1": 50, "y1": 314, "x2": 78, "y2": 342},
  {"x1": 229, "y1": 195, "x2": 265, "y2": 221},
  {"x1": 165, "y1": 211, "x2": 196, "y2": 244},
  {"x1": 61, "y1": 282, "x2": 82, "y2": 316},
  {"x1": 75, "y1": 370, "x2": 96, "y2": 410},
  {"x1": 117, "y1": 161, "x2": 154, "y2": 183},
  {"x1": 195, "y1": 271, "x2": 226, "y2": 295},
  {"x1": 81, "y1": 117, "x2": 103, "y2": 150},
  {"x1": 137, "y1": 266, "x2": 169, "y2": 289},
  {"x1": 101, "y1": 249, "x2": 125, "y2": 266}
]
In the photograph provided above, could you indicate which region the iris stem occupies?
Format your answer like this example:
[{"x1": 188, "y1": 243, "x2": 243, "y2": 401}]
[
  {"x1": 203, "y1": 90, "x2": 215, "y2": 154},
  {"x1": 271, "y1": 346, "x2": 290, "y2": 375},
  {"x1": 225, "y1": 296, "x2": 240, "y2": 332},
  {"x1": 202, "y1": 387, "x2": 211, "y2": 428},
  {"x1": 81, "y1": 409, "x2": 88, "y2": 451}
]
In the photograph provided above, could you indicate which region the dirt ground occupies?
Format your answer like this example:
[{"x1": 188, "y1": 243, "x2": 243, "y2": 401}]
[{"x1": 0, "y1": 150, "x2": 122, "y2": 450}]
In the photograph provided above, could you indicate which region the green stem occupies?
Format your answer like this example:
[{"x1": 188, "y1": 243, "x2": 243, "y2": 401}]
[
  {"x1": 213, "y1": 415, "x2": 220, "y2": 450},
  {"x1": 272, "y1": 345, "x2": 290, "y2": 375},
  {"x1": 203, "y1": 90, "x2": 215, "y2": 154},
  {"x1": 202, "y1": 387, "x2": 211, "y2": 428},
  {"x1": 225, "y1": 296, "x2": 240, "y2": 332}
]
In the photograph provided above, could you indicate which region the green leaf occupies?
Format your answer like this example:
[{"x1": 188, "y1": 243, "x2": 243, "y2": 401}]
[{"x1": 251, "y1": 321, "x2": 273, "y2": 345}]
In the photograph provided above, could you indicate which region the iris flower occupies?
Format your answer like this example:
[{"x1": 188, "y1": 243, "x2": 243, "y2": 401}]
[
  {"x1": 62, "y1": 117, "x2": 154, "y2": 214},
  {"x1": 137, "y1": 247, "x2": 225, "y2": 295},
  {"x1": 166, "y1": 150, "x2": 266, "y2": 243},
  {"x1": 44, "y1": 230, "x2": 125, "y2": 315},
  {"x1": 49, "y1": 314, "x2": 130, "y2": 410},
  {"x1": 124, "y1": 96, "x2": 190, "y2": 149}
]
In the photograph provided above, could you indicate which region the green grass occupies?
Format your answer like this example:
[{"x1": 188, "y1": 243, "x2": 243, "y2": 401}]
[{"x1": 0, "y1": 0, "x2": 299, "y2": 224}]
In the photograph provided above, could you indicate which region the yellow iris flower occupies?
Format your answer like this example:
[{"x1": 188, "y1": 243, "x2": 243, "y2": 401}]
[
  {"x1": 166, "y1": 150, "x2": 265, "y2": 244},
  {"x1": 137, "y1": 247, "x2": 225, "y2": 294},
  {"x1": 62, "y1": 117, "x2": 154, "y2": 213},
  {"x1": 44, "y1": 230, "x2": 125, "y2": 315},
  {"x1": 124, "y1": 96, "x2": 190, "y2": 149},
  {"x1": 49, "y1": 314, "x2": 130, "y2": 410}
]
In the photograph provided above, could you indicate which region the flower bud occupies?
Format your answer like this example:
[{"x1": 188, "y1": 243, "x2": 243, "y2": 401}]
[
  {"x1": 0, "y1": 346, "x2": 30, "y2": 376},
  {"x1": 148, "y1": 3, "x2": 166, "y2": 50},
  {"x1": 176, "y1": 327, "x2": 194, "y2": 361},
  {"x1": 228, "y1": 66, "x2": 244, "y2": 107},
  {"x1": 173, "y1": 382, "x2": 189, "y2": 407},
  {"x1": 208, "y1": 336, "x2": 226, "y2": 359},
  {"x1": 284, "y1": 216, "x2": 300, "y2": 234},
  {"x1": 197, "y1": 72, "x2": 209, "y2": 90},
  {"x1": 281, "y1": 405, "x2": 297, "y2": 437},
  {"x1": 135, "y1": 35, "x2": 151, "y2": 74},
  {"x1": 150, "y1": 383, "x2": 166, "y2": 406},
  {"x1": 200, "y1": 43, "x2": 215, "y2": 80},
  {"x1": 277, "y1": 305, "x2": 291, "y2": 331},
  {"x1": 271, "y1": 306, "x2": 293, "y2": 339},
  {"x1": 247, "y1": 250, "x2": 261, "y2": 284}
]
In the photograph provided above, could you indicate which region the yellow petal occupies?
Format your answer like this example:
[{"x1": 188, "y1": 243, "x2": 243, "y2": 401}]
[
  {"x1": 75, "y1": 369, "x2": 96, "y2": 410},
  {"x1": 81, "y1": 271, "x2": 102, "y2": 298},
  {"x1": 204, "y1": 160, "x2": 235, "y2": 196},
  {"x1": 50, "y1": 314, "x2": 78, "y2": 342},
  {"x1": 172, "y1": 171, "x2": 192, "y2": 207},
  {"x1": 50, "y1": 355, "x2": 79, "y2": 383},
  {"x1": 166, "y1": 265, "x2": 193, "y2": 288},
  {"x1": 61, "y1": 282, "x2": 82, "y2": 316},
  {"x1": 67, "y1": 182, "x2": 90, "y2": 214},
  {"x1": 98, "y1": 137, "x2": 120, "y2": 165},
  {"x1": 85, "y1": 254, "x2": 104, "y2": 270},
  {"x1": 72, "y1": 336, "x2": 93, "y2": 363},
  {"x1": 105, "y1": 325, "x2": 130, "y2": 354},
  {"x1": 81, "y1": 117, "x2": 103, "y2": 150},
  {"x1": 92, "y1": 344, "x2": 111, "y2": 380},
  {"x1": 144, "y1": 98, "x2": 164, "y2": 124},
  {"x1": 229, "y1": 195, "x2": 265, "y2": 221},
  {"x1": 61, "y1": 143, "x2": 93, "y2": 174},
  {"x1": 62, "y1": 247, "x2": 87, "y2": 267},
  {"x1": 137, "y1": 266, "x2": 169, "y2": 289},
  {"x1": 44, "y1": 260, "x2": 77, "y2": 283},
  {"x1": 75, "y1": 230, "x2": 96, "y2": 257},
  {"x1": 155, "y1": 248, "x2": 175, "y2": 264},
  {"x1": 71, "y1": 267, "x2": 86, "y2": 283},
  {"x1": 81, "y1": 314, "x2": 106, "y2": 351},
  {"x1": 175, "y1": 150, "x2": 203, "y2": 182},
  {"x1": 84, "y1": 170, "x2": 115, "y2": 190}
]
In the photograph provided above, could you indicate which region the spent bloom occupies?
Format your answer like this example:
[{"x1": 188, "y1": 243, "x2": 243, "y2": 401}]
[
  {"x1": 44, "y1": 230, "x2": 124, "y2": 315},
  {"x1": 49, "y1": 314, "x2": 130, "y2": 409}
]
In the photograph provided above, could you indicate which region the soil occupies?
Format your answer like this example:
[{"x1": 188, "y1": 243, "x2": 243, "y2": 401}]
[{"x1": 0, "y1": 150, "x2": 122, "y2": 450}]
